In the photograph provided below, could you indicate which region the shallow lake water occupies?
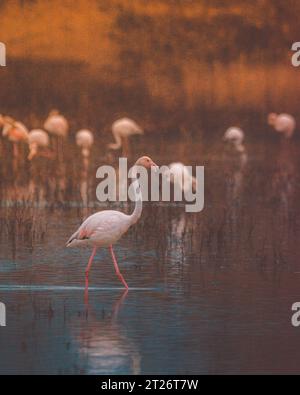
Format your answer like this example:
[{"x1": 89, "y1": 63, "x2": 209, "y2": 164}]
[{"x1": 0, "y1": 135, "x2": 300, "y2": 375}]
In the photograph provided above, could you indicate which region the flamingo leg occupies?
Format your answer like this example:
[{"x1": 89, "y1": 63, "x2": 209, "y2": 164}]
[
  {"x1": 109, "y1": 245, "x2": 129, "y2": 289},
  {"x1": 85, "y1": 247, "x2": 97, "y2": 288}
]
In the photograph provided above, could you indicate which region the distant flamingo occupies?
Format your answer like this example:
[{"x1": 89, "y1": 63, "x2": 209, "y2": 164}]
[
  {"x1": 76, "y1": 129, "x2": 94, "y2": 207},
  {"x1": 0, "y1": 115, "x2": 29, "y2": 171},
  {"x1": 44, "y1": 110, "x2": 68, "y2": 201},
  {"x1": 223, "y1": 127, "x2": 247, "y2": 164},
  {"x1": 223, "y1": 127, "x2": 247, "y2": 198},
  {"x1": 108, "y1": 118, "x2": 143, "y2": 157},
  {"x1": 168, "y1": 162, "x2": 197, "y2": 193},
  {"x1": 223, "y1": 127, "x2": 244, "y2": 151},
  {"x1": 28, "y1": 129, "x2": 50, "y2": 160},
  {"x1": 44, "y1": 109, "x2": 68, "y2": 160},
  {"x1": 44, "y1": 110, "x2": 69, "y2": 138},
  {"x1": 76, "y1": 129, "x2": 94, "y2": 159},
  {"x1": 66, "y1": 156, "x2": 157, "y2": 289},
  {"x1": 268, "y1": 113, "x2": 296, "y2": 138}
]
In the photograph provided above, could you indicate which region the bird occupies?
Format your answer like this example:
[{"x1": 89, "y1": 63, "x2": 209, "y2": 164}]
[
  {"x1": 66, "y1": 156, "x2": 158, "y2": 289},
  {"x1": 0, "y1": 114, "x2": 29, "y2": 143},
  {"x1": 28, "y1": 129, "x2": 50, "y2": 160},
  {"x1": 44, "y1": 110, "x2": 68, "y2": 201},
  {"x1": 76, "y1": 129, "x2": 94, "y2": 207},
  {"x1": 44, "y1": 109, "x2": 68, "y2": 160},
  {"x1": 268, "y1": 113, "x2": 296, "y2": 138},
  {"x1": 43, "y1": 110, "x2": 69, "y2": 138},
  {"x1": 223, "y1": 127, "x2": 248, "y2": 198},
  {"x1": 76, "y1": 129, "x2": 94, "y2": 159},
  {"x1": 223, "y1": 127, "x2": 244, "y2": 151},
  {"x1": 108, "y1": 118, "x2": 144, "y2": 157},
  {"x1": 168, "y1": 162, "x2": 197, "y2": 193},
  {"x1": 0, "y1": 114, "x2": 29, "y2": 171},
  {"x1": 223, "y1": 127, "x2": 247, "y2": 163}
]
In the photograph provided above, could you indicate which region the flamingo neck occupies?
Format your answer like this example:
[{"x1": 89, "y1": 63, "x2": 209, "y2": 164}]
[
  {"x1": 129, "y1": 176, "x2": 143, "y2": 225},
  {"x1": 112, "y1": 130, "x2": 122, "y2": 149}
]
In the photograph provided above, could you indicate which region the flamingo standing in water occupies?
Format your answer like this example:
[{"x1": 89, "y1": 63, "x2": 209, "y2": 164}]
[
  {"x1": 223, "y1": 127, "x2": 248, "y2": 199},
  {"x1": 223, "y1": 127, "x2": 247, "y2": 166},
  {"x1": 44, "y1": 109, "x2": 68, "y2": 159},
  {"x1": 44, "y1": 110, "x2": 69, "y2": 201},
  {"x1": 108, "y1": 118, "x2": 144, "y2": 157},
  {"x1": 0, "y1": 114, "x2": 29, "y2": 172},
  {"x1": 66, "y1": 156, "x2": 157, "y2": 289},
  {"x1": 44, "y1": 110, "x2": 69, "y2": 138},
  {"x1": 76, "y1": 129, "x2": 94, "y2": 206},
  {"x1": 76, "y1": 129, "x2": 94, "y2": 159},
  {"x1": 268, "y1": 113, "x2": 296, "y2": 138},
  {"x1": 28, "y1": 129, "x2": 50, "y2": 160}
]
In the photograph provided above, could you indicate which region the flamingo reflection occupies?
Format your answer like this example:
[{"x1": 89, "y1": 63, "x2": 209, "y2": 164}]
[{"x1": 77, "y1": 290, "x2": 141, "y2": 375}]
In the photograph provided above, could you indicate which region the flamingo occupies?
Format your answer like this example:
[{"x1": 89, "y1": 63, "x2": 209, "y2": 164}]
[
  {"x1": 76, "y1": 129, "x2": 94, "y2": 207},
  {"x1": 0, "y1": 114, "x2": 29, "y2": 171},
  {"x1": 268, "y1": 113, "x2": 296, "y2": 138},
  {"x1": 66, "y1": 156, "x2": 157, "y2": 289},
  {"x1": 223, "y1": 127, "x2": 247, "y2": 198},
  {"x1": 223, "y1": 127, "x2": 247, "y2": 162},
  {"x1": 0, "y1": 115, "x2": 29, "y2": 143},
  {"x1": 168, "y1": 162, "x2": 197, "y2": 193},
  {"x1": 44, "y1": 110, "x2": 68, "y2": 201},
  {"x1": 43, "y1": 109, "x2": 68, "y2": 160},
  {"x1": 43, "y1": 110, "x2": 69, "y2": 138},
  {"x1": 28, "y1": 129, "x2": 50, "y2": 160},
  {"x1": 76, "y1": 129, "x2": 94, "y2": 159},
  {"x1": 108, "y1": 118, "x2": 143, "y2": 157},
  {"x1": 223, "y1": 127, "x2": 244, "y2": 151}
]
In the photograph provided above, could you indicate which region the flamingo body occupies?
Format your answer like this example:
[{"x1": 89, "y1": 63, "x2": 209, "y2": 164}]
[
  {"x1": 28, "y1": 129, "x2": 49, "y2": 147},
  {"x1": 1, "y1": 116, "x2": 29, "y2": 143},
  {"x1": 268, "y1": 113, "x2": 296, "y2": 138},
  {"x1": 76, "y1": 129, "x2": 94, "y2": 158},
  {"x1": 28, "y1": 129, "x2": 50, "y2": 160},
  {"x1": 223, "y1": 127, "x2": 244, "y2": 146},
  {"x1": 108, "y1": 118, "x2": 143, "y2": 150},
  {"x1": 67, "y1": 210, "x2": 131, "y2": 248},
  {"x1": 76, "y1": 129, "x2": 94, "y2": 149},
  {"x1": 44, "y1": 111, "x2": 69, "y2": 137}
]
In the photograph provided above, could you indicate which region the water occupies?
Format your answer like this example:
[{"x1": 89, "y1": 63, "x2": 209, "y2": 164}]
[{"x1": 0, "y1": 135, "x2": 300, "y2": 374}]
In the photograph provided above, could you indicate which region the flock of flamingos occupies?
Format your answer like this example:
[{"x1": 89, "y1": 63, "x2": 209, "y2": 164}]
[{"x1": 0, "y1": 110, "x2": 296, "y2": 289}]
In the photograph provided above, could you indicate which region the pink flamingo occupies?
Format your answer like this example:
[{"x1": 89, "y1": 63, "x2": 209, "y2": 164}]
[
  {"x1": 108, "y1": 118, "x2": 144, "y2": 157},
  {"x1": 43, "y1": 110, "x2": 69, "y2": 138},
  {"x1": 268, "y1": 113, "x2": 296, "y2": 138},
  {"x1": 66, "y1": 156, "x2": 157, "y2": 289},
  {"x1": 0, "y1": 115, "x2": 29, "y2": 172},
  {"x1": 28, "y1": 129, "x2": 50, "y2": 160}
]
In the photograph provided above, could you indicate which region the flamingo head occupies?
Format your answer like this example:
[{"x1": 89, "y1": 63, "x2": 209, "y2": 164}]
[
  {"x1": 135, "y1": 156, "x2": 158, "y2": 170},
  {"x1": 268, "y1": 113, "x2": 278, "y2": 126}
]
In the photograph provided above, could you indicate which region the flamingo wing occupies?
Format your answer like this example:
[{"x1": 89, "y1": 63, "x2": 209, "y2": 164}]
[{"x1": 66, "y1": 210, "x2": 129, "y2": 247}]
